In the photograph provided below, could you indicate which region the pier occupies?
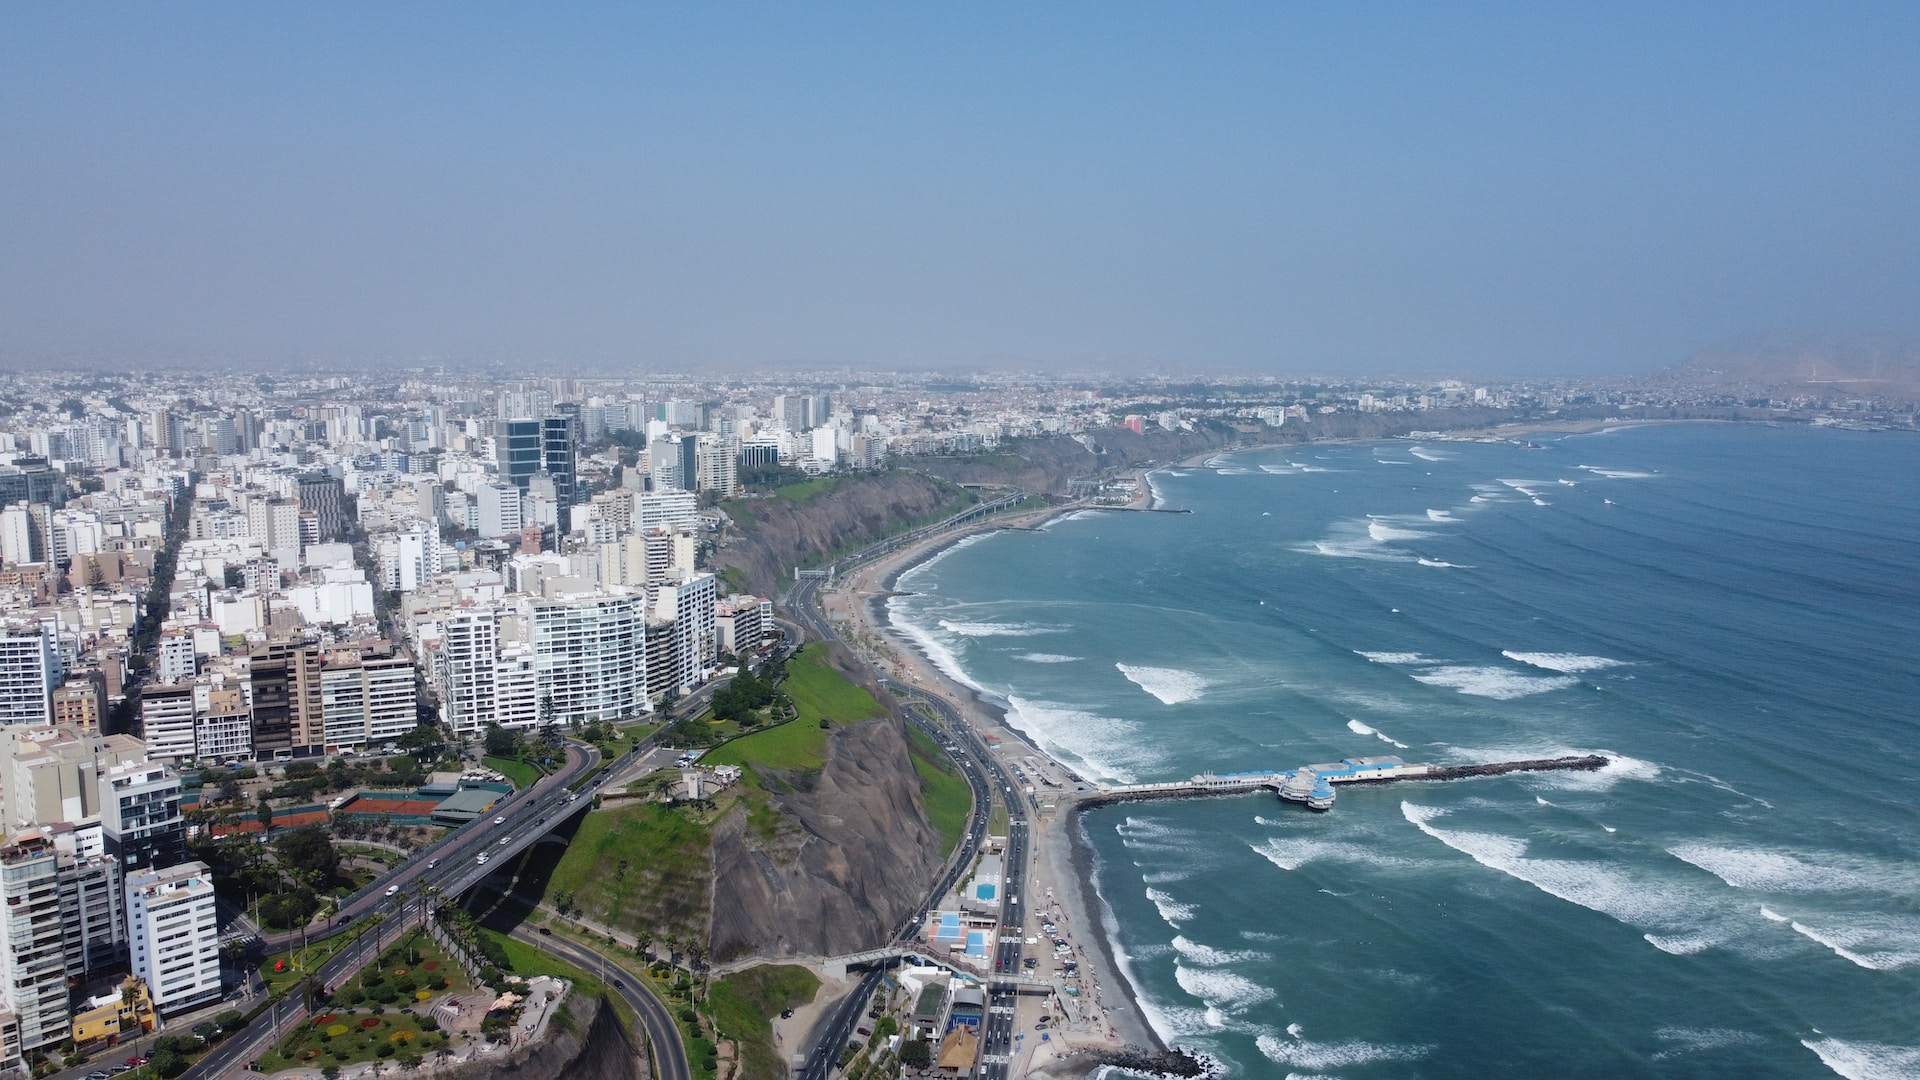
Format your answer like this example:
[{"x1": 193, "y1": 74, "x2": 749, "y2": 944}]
[{"x1": 1081, "y1": 754, "x2": 1609, "y2": 812}]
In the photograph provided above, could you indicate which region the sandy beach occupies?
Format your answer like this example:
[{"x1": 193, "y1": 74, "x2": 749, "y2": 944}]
[{"x1": 823, "y1": 500, "x2": 1168, "y2": 1069}]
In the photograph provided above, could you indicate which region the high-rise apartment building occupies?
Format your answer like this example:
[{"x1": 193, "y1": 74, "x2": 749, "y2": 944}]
[
  {"x1": 247, "y1": 641, "x2": 324, "y2": 758},
  {"x1": 48, "y1": 671, "x2": 107, "y2": 732},
  {"x1": 246, "y1": 497, "x2": 302, "y2": 554},
  {"x1": 124, "y1": 862, "x2": 220, "y2": 1014},
  {"x1": 526, "y1": 592, "x2": 647, "y2": 723},
  {"x1": 319, "y1": 647, "x2": 417, "y2": 750},
  {"x1": 0, "y1": 836, "x2": 70, "y2": 1060},
  {"x1": 155, "y1": 632, "x2": 197, "y2": 684},
  {"x1": 437, "y1": 609, "x2": 499, "y2": 736},
  {"x1": 137, "y1": 682, "x2": 197, "y2": 763},
  {"x1": 476, "y1": 483, "x2": 523, "y2": 538},
  {"x1": 193, "y1": 686, "x2": 251, "y2": 763},
  {"x1": 0, "y1": 622, "x2": 61, "y2": 727},
  {"x1": 100, "y1": 761, "x2": 184, "y2": 875}
]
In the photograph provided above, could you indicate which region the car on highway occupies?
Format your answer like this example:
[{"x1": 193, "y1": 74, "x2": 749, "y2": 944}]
[
  {"x1": 499, "y1": 836, "x2": 511, "y2": 846},
  {"x1": 426, "y1": 858, "x2": 439, "y2": 869},
  {"x1": 537, "y1": 927, "x2": 551, "y2": 935},
  {"x1": 612, "y1": 979, "x2": 625, "y2": 989},
  {"x1": 384, "y1": 884, "x2": 399, "y2": 897},
  {"x1": 493, "y1": 816, "x2": 506, "y2": 825},
  {"x1": 476, "y1": 853, "x2": 489, "y2": 864}
]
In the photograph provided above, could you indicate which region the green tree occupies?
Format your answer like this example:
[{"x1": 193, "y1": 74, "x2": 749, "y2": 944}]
[
  {"x1": 482, "y1": 723, "x2": 518, "y2": 758},
  {"x1": 900, "y1": 1041, "x2": 932, "y2": 1069},
  {"x1": 274, "y1": 826, "x2": 339, "y2": 885}
]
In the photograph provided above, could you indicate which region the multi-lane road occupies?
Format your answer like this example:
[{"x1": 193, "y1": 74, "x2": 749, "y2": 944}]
[
  {"x1": 187, "y1": 732, "x2": 700, "y2": 1080},
  {"x1": 506, "y1": 924, "x2": 689, "y2": 1080}
]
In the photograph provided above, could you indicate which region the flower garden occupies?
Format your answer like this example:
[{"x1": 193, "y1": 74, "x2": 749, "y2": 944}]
[{"x1": 260, "y1": 930, "x2": 472, "y2": 1072}]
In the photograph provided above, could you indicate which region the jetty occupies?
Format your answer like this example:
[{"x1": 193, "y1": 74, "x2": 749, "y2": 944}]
[{"x1": 1081, "y1": 754, "x2": 1609, "y2": 812}]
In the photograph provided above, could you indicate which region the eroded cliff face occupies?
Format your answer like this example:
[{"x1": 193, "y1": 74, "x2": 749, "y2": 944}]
[
  {"x1": 445, "y1": 994, "x2": 647, "y2": 1080},
  {"x1": 718, "y1": 471, "x2": 970, "y2": 598},
  {"x1": 709, "y1": 718, "x2": 945, "y2": 960}
]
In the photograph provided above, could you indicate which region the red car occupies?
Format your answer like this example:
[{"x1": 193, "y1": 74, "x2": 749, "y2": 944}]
[{"x1": 125, "y1": 1058, "x2": 147, "y2": 1067}]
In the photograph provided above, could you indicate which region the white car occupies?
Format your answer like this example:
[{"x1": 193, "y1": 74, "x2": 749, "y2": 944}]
[
  {"x1": 384, "y1": 885, "x2": 399, "y2": 897},
  {"x1": 493, "y1": 816, "x2": 506, "y2": 825},
  {"x1": 476, "y1": 853, "x2": 489, "y2": 864}
]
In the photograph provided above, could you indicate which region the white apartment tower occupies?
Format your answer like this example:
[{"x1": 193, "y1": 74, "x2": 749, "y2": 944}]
[
  {"x1": 525, "y1": 592, "x2": 647, "y2": 723},
  {"x1": 0, "y1": 837, "x2": 70, "y2": 1060},
  {"x1": 0, "y1": 622, "x2": 61, "y2": 727},
  {"x1": 125, "y1": 861, "x2": 221, "y2": 1014},
  {"x1": 437, "y1": 609, "x2": 499, "y2": 735}
]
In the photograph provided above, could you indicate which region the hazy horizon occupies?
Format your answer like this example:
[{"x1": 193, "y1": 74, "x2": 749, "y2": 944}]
[{"x1": 4, "y1": 4, "x2": 1917, "y2": 375}]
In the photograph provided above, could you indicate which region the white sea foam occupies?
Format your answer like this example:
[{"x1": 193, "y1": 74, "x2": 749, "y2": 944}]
[
  {"x1": 1255, "y1": 1034, "x2": 1433, "y2": 1070},
  {"x1": 1141, "y1": 869, "x2": 1193, "y2": 884},
  {"x1": 1761, "y1": 905, "x2": 1791, "y2": 922},
  {"x1": 1174, "y1": 963, "x2": 1275, "y2": 1013},
  {"x1": 1347, "y1": 718, "x2": 1408, "y2": 747},
  {"x1": 1532, "y1": 497, "x2": 1550, "y2": 506},
  {"x1": 1402, "y1": 802, "x2": 1727, "y2": 952},
  {"x1": 1145, "y1": 887, "x2": 1197, "y2": 926},
  {"x1": 1643, "y1": 933, "x2": 1719, "y2": 955},
  {"x1": 1535, "y1": 796, "x2": 1553, "y2": 806},
  {"x1": 1005, "y1": 696, "x2": 1157, "y2": 784},
  {"x1": 1652, "y1": 1027, "x2": 1764, "y2": 1060},
  {"x1": 1801, "y1": 1038, "x2": 1920, "y2": 1080},
  {"x1": 1285, "y1": 1023, "x2": 1304, "y2": 1038},
  {"x1": 1578, "y1": 465, "x2": 1655, "y2": 479},
  {"x1": 894, "y1": 530, "x2": 998, "y2": 587},
  {"x1": 1789, "y1": 915, "x2": 1920, "y2": 970},
  {"x1": 1171, "y1": 935, "x2": 1267, "y2": 966},
  {"x1": 1376, "y1": 459, "x2": 1413, "y2": 465},
  {"x1": 1426, "y1": 508, "x2": 1458, "y2": 522},
  {"x1": 1355, "y1": 651, "x2": 1430, "y2": 665},
  {"x1": 1502, "y1": 650, "x2": 1627, "y2": 674},
  {"x1": 1252, "y1": 837, "x2": 1418, "y2": 873},
  {"x1": 1016, "y1": 652, "x2": 1082, "y2": 664},
  {"x1": 1603, "y1": 825, "x2": 1617, "y2": 833},
  {"x1": 1497, "y1": 478, "x2": 1548, "y2": 497},
  {"x1": 1418, "y1": 558, "x2": 1470, "y2": 568},
  {"x1": 1367, "y1": 518, "x2": 1427, "y2": 541},
  {"x1": 1669, "y1": 844, "x2": 1870, "y2": 893},
  {"x1": 887, "y1": 603, "x2": 991, "y2": 695},
  {"x1": 938, "y1": 619, "x2": 1060, "y2": 637},
  {"x1": 1115, "y1": 664, "x2": 1209, "y2": 705},
  {"x1": 1410, "y1": 447, "x2": 1450, "y2": 462},
  {"x1": 1410, "y1": 665, "x2": 1580, "y2": 699}
]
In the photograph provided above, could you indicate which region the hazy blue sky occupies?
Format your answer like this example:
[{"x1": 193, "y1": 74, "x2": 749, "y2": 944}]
[{"x1": 3, "y1": 4, "x2": 1917, "y2": 375}]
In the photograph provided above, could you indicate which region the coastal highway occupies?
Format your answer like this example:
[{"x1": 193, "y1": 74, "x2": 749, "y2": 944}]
[{"x1": 506, "y1": 924, "x2": 691, "y2": 1080}]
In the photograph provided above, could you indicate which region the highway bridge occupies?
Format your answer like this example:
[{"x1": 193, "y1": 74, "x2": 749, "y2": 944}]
[{"x1": 186, "y1": 733, "x2": 693, "y2": 1080}]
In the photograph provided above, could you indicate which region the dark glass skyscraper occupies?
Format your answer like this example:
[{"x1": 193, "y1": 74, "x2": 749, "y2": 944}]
[{"x1": 494, "y1": 419, "x2": 542, "y2": 491}]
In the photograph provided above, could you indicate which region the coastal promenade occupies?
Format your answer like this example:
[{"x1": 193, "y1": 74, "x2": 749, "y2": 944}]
[{"x1": 787, "y1": 494, "x2": 1169, "y2": 1079}]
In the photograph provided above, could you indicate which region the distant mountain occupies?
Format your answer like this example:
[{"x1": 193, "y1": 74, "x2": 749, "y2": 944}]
[{"x1": 1662, "y1": 337, "x2": 1920, "y2": 396}]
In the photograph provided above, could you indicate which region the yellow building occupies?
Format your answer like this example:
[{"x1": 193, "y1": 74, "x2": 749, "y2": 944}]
[{"x1": 70, "y1": 979, "x2": 156, "y2": 1051}]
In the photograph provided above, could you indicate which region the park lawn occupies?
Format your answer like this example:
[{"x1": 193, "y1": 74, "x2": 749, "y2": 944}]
[
  {"x1": 781, "y1": 644, "x2": 883, "y2": 726},
  {"x1": 773, "y1": 477, "x2": 838, "y2": 503},
  {"x1": 701, "y1": 717, "x2": 827, "y2": 773},
  {"x1": 543, "y1": 803, "x2": 713, "y2": 944},
  {"x1": 708, "y1": 965, "x2": 821, "y2": 1080},
  {"x1": 905, "y1": 727, "x2": 972, "y2": 857},
  {"x1": 989, "y1": 803, "x2": 1009, "y2": 836},
  {"x1": 484, "y1": 755, "x2": 541, "y2": 789}
]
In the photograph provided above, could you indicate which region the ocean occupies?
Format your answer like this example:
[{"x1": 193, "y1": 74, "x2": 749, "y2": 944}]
[{"x1": 885, "y1": 423, "x2": 1920, "y2": 1079}]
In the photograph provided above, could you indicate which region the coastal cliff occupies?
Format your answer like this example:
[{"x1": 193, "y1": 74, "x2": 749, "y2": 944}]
[
  {"x1": 442, "y1": 995, "x2": 647, "y2": 1080},
  {"x1": 718, "y1": 470, "x2": 975, "y2": 598},
  {"x1": 708, "y1": 717, "x2": 946, "y2": 960}
]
